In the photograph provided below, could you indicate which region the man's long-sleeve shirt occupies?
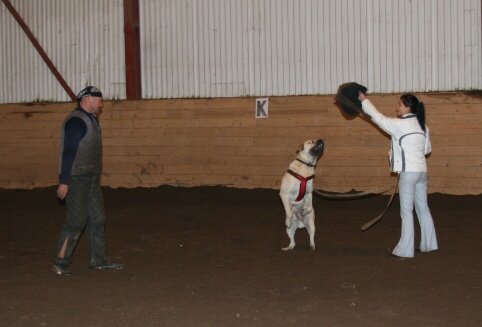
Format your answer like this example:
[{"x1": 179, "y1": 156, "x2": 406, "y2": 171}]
[{"x1": 59, "y1": 108, "x2": 100, "y2": 185}]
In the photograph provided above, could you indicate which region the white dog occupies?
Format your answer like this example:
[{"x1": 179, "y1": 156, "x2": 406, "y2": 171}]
[{"x1": 279, "y1": 139, "x2": 324, "y2": 251}]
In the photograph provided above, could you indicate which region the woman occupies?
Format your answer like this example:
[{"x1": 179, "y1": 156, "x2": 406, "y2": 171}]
[{"x1": 358, "y1": 92, "x2": 438, "y2": 258}]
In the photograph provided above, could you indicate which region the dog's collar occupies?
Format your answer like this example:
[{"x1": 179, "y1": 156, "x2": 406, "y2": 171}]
[{"x1": 296, "y1": 158, "x2": 316, "y2": 167}]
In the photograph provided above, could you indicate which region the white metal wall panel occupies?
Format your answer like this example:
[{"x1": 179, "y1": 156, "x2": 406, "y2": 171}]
[
  {"x1": 140, "y1": 0, "x2": 482, "y2": 99},
  {"x1": 1, "y1": 0, "x2": 481, "y2": 103},
  {"x1": 0, "y1": 0, "x2": 125, "y2": 104}
]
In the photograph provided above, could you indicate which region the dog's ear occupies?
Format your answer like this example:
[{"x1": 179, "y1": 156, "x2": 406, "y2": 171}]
[{"x1": 297, "y1": 143, "x2": 305, "y2": 152}]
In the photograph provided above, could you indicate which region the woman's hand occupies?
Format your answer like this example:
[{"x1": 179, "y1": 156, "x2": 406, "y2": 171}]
[{"x1": 358, "y1": 91, "x2": 367, "y2": 102}]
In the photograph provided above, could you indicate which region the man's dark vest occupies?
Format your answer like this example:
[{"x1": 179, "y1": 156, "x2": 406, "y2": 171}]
[{"x1": 59, "y1": 109, "x2": 102, "y2": 176}]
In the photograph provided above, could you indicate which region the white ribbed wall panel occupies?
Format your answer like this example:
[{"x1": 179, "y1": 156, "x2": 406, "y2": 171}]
[
  {"x1": 140, "y1": 0, "x2": 482, "y2": 98},
  {"x1": 0, "y1": 0, "x2": 125, "y2": 104},
  {"x1": 1, "y1": 0, "x2": 481, "y2": 103}
]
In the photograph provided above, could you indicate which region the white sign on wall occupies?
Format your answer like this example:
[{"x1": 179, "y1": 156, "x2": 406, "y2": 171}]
[{"x1": 255, "y1": 98, "x2": 268, "y2": 118}]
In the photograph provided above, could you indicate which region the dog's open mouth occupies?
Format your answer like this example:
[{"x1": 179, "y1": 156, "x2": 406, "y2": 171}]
[{"x1": 310, "y1": 139, "x2": 324, "y2": 156}]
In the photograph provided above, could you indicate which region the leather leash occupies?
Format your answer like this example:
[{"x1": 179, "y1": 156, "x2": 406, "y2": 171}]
[{"x1": 313, "y1": 175, "x2": 400, "y2": 231}]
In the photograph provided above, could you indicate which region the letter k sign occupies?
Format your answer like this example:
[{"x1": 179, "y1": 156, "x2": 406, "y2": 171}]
[{"x1": 256, "y1": 98, "x2": 269, "y2": 118}]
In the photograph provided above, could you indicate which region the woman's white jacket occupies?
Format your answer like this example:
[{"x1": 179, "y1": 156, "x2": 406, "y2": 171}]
[{"x1": 361, "y1": 99, "x2": 431, "y2": 173}]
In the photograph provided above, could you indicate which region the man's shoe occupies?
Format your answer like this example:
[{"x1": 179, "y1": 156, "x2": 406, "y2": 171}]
[
  {"x1": 90, "y1": 262, "x2": 124, "y2": 270},
  {"x1": 52, "y1": 264, "x2": 72, "y2": 275}
]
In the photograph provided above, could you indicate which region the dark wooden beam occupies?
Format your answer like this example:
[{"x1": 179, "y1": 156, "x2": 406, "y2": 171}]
[
  {"x1": 1, "y1": 0, "x2": 77, "y2": 102},
  {"x1": 124, "y1": 0, "x2": 142, "y2": 100}
]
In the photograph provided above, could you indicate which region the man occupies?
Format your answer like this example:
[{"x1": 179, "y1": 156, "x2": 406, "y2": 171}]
[{"x1": 52, "y1": 86, "x2": 124, "y2": 275}]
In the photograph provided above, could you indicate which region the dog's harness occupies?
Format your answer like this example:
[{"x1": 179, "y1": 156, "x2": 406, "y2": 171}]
[{"x1": 287, "y1": 169, "x2": 315, "y2": 202}]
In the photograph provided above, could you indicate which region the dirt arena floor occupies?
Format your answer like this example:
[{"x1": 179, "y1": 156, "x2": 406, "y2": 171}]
[{"x1": 0, "y1": 185, "x2": 481, "y2": 327}]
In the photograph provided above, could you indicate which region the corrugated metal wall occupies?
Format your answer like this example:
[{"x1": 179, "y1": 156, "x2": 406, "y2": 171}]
[
  {"x1": 1, "y1": 0, "x2": 481, "y2": 103},
  {"x1": 140, "y1": 0, "x2": 482, "y2": 98},
  {"x1": 0, "y1": 0, "x2": 125, "y2": 103}
]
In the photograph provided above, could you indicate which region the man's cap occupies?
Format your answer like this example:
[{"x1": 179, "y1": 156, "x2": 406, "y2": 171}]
[
  {"x1": 335, "y1": 82, "x2": 368, "y2": 116},
  {"x1": 76, "y1": 86, "x2": 103, "y2": 103}
]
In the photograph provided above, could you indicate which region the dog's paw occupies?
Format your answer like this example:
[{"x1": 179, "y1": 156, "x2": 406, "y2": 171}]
[
  {"x1": 282, "y1": 246, "x2": 294, "y2": 251},
  {"x1": 285, "y1": 219, "x2": 292, "y2": 229},
  {"x1": 301, "y1": 208, "x2": 313, "y2": 216}
]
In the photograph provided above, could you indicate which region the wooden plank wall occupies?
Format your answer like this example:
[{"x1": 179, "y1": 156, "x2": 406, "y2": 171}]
[{"x1": 0, "y1": 93, "x2": 481, "y2": 194}]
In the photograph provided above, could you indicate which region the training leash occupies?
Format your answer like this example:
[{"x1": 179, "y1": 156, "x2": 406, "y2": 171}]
[{"x1": 313, "y1": 175, "x2": 400, "y2": 231}]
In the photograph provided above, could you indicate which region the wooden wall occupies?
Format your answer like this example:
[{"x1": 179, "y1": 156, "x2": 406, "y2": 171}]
[{"x1": 0, "y1": 93, "x2": 480, "y2": 194}]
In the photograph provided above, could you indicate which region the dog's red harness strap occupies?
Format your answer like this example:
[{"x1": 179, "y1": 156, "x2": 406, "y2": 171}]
[{"x1": 287, "y1": 169, "x2": 315, "y2": 202}]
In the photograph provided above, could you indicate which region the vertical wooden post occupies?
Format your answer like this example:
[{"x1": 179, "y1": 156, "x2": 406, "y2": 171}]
[{"x1": 124, "y1": 0, "x2": 142, "y2": 100}]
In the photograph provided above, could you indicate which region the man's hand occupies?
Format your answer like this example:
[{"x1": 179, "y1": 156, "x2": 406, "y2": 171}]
[{"x1": 57, "y1": 184, "x2": 69, "y2": 200}]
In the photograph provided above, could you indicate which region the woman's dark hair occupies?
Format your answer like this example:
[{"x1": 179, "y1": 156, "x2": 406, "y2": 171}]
[{"x1": 400, "y1": 93, "x2": 426, "y2": 132}]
